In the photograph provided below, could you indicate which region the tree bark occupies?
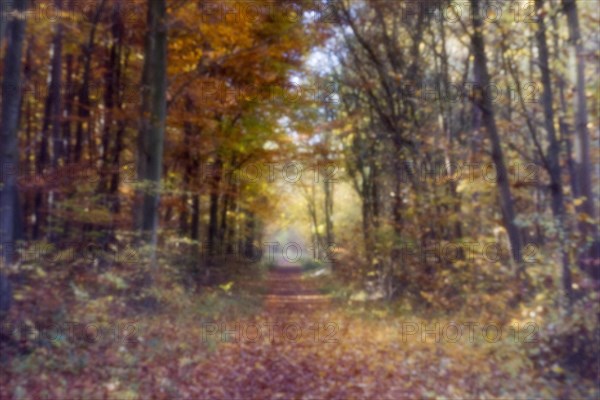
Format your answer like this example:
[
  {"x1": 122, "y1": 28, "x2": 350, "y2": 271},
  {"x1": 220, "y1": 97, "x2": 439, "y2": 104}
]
[
  {"x1": 207, "y1": 155, "x2": 222, "y2": 258},
  {"x1": 0, "y1": 0, "x2": 27, "y2": 261},
  {"x1": 562, "y1": 0, "x2": 599, "y2": 275},
  {"x1": 73, "y1": 0, "x2": 105, "y2": 163},
  {"x1": 50, "y1": 0, "x2": 64, "y2": 167},
  {"x1": 0, "y1": 0, "x2": 27, "y2": 319},
  {"x1": 550, "y1": 13, "x2": 579, "y2": 207},
  {"x1": 190, "y1": 194, "x2": 200, "y2": 241},
  {"x1": 470, "y1": 0, "x2": 523, "y2": 268},
  {"x1": 535, "y1": 0, "x2": 572, "y2": 302},
  {"x1": 137, "y1": 0, "x2": 168, "y2": 268}
]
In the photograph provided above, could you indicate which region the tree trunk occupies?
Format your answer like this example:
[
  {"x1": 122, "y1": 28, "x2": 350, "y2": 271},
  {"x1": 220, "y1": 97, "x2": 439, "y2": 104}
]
[
  {"x1": 50, "y1": 0, "x2": 64, "y2": 167},
  {"x1": 244, "y1": 211, "x2": 256, "y2": 259},
  {"x1": 0, "y1": 0, "x2": 27, "y2": 319},
  {"x1": 23, "y1": 40, "x2": 34, "y2": 240},
  {"x1": 563, "y1": 0, "x2": 599, "y2": 275},
  {"x1": 309, "y1": 180, "x2": 320, "y2": 260},
  {"x1": 62, "y1": 53, "x2": 74, "y2": 164},
  {"x1": 225, "y1": 185, "x2": 237, "y2": 254},
  {"x1": 535, "y1": 0, "x2": 572, "y2": 302},
  {"x1": 104, "y1": 3, "x2": 126, "y2": 215},
  {"x1": 137, "y1": 0, "x2": 168, "y2": 268},
  {"x1": 98, "y1": 26, "x2": 117, "y2": 194},
  {"x1": 73, "y1": 0, "x2": 105, "y2": 163},
  {"x1": 190, "y1": 194, "x2": 200, "y2": 241},
  {"x1": 219, "y1": 167, "x2": 231, "y2": 247},
  {"x1": 0, "y1": 273, "x2": 11, "y2": 322},
  {"x1": 178, "y1": 95, "x2": 199, "y2": 237},
  {"x1": 0, "y1": 0, "x2": 27, "y2": 255},
  {"x1": 323, "y1": 173, "x2": 334, "y2": 245},
  {"x1": 470, "y1": 0, "x2": 523, "y2": 268},
  {"x1": 436, "y1": 16, "x2": 463, "y2": 242},
  {"x1": 207, "y1": 155, "x2": 222, "y2": 258},
  {"x1": 35, "y1": 91, "x2": 52, "y2": 239},
  {"x1": 551, "y1": 13, "x2": 579, "y2": 206}
]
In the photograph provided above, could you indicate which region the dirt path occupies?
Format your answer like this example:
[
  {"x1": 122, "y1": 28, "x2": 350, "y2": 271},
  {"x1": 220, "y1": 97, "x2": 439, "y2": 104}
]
[
  {"x1": 173, "y1": 267, "x2": 573, "y2": 400},
  {"x1": 185, "y1": 267, "x2": 413, "y2": 399},
  {"x1": 263, "y1": 266, "x2": 330, "y2": 314}
]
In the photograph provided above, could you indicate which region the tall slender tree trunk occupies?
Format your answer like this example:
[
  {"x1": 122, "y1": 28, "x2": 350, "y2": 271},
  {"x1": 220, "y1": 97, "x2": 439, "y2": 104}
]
[
  {"x1": 322, "y1": 126, "x2": 335, "y2": 249},
  {"x1": 190, "y1": 194, "x2": 200, "y2": 241},
  {"x1": 436, "y1": 16, "x2": 462, "y2": 242},
  {"x1": 308, "y1": 180, "x2": 320, "y2": 260},
  {"x1": 47, "y1": 0, "x2": 64, "y2": 242},
  {"x1": 220, "y1": 190, "x2": 231, "y2": 251},
  {"x1": 0, "y1": 4, "x2": 5, "y2": 53},
  {"x1": 62, "y1": 53, "x2": 73, "y2": 164},
  {"x1": 535, "y1": 0, "x2": 572, "y2": 302},
  {"x1": 73, "y1": 0, "x2": 105, "y2": 163},
  {"x1": 137, "y1": 0, "x2": 168, "y2": 268},
  {"x1": 207, "y1": 155, "x2": 222, "y2": 258},
  {"x1": 470, "y1": 0, "x2": 523, "y2": 268},
  {"x1": 1, "y1": 0, "x2": 27, "y2": 247},
  {"x1": 101, "y1": 3, "x2": 126, "y2": 215},
  {"x1": 219, "y1": 157, "x2": 234, "y2": 249},
  {"x1": 23, "y1": 40, "x2": 34, "y2": 240},
  {"x1": 244, "y1": 211, "x2": 255, "y2": 259},
  {"x1": 98, "y1": 34, "x2": 117, "y2": 194},
  {"x1": 563, "y1": 0, "x2": 599, "y2": 275},
  {"x1": 323, "y1": 173, "x2": 334, "y2": 245},
  {"x1": 34, "y1": 89, "x2": 53, "y2": 239},
  {"x1": 550, "y1": 13, "x2": 579, "y2": 206},
  {"x1": 0, "y1": 0, "x2": 27, "y2": 315},
  {"x1": 361, "y1": 176, "x2": 375, "y2": 263},
  {"x1": 50, "y1": 0, "x2": 64, "y2": 167},
  {"x1": 225, "y1": 184, "x2": 237, "y2": 254}
]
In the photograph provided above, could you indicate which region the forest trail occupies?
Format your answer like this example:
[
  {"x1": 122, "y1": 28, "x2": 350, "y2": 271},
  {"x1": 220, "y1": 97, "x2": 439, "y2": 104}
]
[
  {"x1": 177, "y1": 267, "x2": 580, "y2": 400},
  {"x1": 186, "y1": 267, "x2": 417, "y2": 399},
  {"x1": 263, "y1": 266, "x2": 331, "y2": 314}
]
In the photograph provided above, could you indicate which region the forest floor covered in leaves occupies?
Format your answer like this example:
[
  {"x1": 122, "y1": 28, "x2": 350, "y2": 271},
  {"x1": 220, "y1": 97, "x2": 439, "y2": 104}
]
[{"x1": 1, "y1": 263, "x2": 598, "y2": 399}]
